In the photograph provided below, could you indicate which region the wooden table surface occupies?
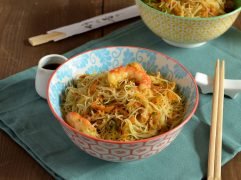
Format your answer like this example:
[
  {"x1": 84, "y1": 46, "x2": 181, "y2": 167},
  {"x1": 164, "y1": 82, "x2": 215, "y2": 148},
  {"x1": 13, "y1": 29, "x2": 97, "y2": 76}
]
[{"x1": 0, "y1": 0, "x2": 241, "y2": 179}]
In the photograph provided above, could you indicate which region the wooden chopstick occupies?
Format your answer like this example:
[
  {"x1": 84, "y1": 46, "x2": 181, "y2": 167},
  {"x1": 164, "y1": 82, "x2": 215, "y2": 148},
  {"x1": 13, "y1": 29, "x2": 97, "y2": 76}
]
[
  {"x1": 214, "y1": 60, "x2": 225, "y2": 180},
  {"x1": 207, "y1": 60, "x2": 225, "y2": 180},
  {"x1": 28, "y1": 32, "x2": 66, "y2": 46},
  {"x1": 207, "y1": 60, "x2": 220, "y2": 180}
]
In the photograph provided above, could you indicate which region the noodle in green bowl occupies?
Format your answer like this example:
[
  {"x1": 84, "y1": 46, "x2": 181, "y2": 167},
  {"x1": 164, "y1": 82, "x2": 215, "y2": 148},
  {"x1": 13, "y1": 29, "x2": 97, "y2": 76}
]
[{"x1": 136, "y1": 0, "x2": 241, "y2": 48}]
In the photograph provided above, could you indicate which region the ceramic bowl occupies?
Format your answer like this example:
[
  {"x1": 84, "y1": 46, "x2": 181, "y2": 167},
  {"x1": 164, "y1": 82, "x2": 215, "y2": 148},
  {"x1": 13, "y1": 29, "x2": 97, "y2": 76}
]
[
  {"x1": 47, "y1": 46, "x2": 199, "y2": 162},
  {"x1": 136, "y1": 0, "x2": 241, "y2": 48}
]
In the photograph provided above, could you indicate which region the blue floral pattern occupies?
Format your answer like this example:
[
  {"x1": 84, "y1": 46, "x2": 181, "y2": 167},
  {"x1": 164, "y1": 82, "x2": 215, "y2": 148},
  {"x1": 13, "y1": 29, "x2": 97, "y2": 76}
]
[
  {"x1": 75, "y1": 54, "x2": 89, "y2": 69},
  {"x1": 111, "y1": 48, "x2": 123, "y2": 58},
  {"x1": 174, "y1": 64, "x2": 187, "y2": 79},
  {"x1": 92, "y1": 49, "x2": 112, "y2": 71},
  {"x1": 123, "y1": 49, "x2": 135, "y2": 65},
  {"x1": 136, "y1": 50, "x2": 158, "y2": 73},
  {"x1": 48, "y1": 47, "x2": 198, "y2": 120},
  {"x1": 56, "y1": 65, "x2": 72, "y2": 81},
  {"x1": 160, "y1": 64, "x2": 174, "y2": 80},
  {"x1": 49, "y1": 82, "x2": 66, "y2": 115},
  {"x1": 86, "y1": 65, "x2": 100, "y2": 74}
]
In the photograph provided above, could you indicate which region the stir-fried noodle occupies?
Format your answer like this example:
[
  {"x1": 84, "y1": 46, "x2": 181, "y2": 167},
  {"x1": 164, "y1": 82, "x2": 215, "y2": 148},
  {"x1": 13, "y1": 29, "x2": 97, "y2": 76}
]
[
  {"x1": 62, "y1": 63, "x2": 185, "y2": 141},
  {"x1": 143, "y1": 0, "x2": 235, "y2": 17}
]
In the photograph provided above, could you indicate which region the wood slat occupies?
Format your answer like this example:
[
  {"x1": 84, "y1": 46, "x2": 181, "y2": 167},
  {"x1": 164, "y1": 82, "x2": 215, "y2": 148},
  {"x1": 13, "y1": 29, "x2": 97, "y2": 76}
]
[
  {"x1": 102, "y1": 0, "x2": 139, "y2": 35},
  {"x1": 0, "y1": 0, "x2": 103, "y2": 79}
]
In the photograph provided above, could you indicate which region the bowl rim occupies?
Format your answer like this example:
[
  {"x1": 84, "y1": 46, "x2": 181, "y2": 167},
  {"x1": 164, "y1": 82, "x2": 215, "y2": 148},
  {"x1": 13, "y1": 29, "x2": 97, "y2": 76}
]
[
  {"x1": 136, "y1": 0, "x2": 241, "y2": 21},
  {"x1": 47, "y1": 46, "x2": 199, "y2": 144}
]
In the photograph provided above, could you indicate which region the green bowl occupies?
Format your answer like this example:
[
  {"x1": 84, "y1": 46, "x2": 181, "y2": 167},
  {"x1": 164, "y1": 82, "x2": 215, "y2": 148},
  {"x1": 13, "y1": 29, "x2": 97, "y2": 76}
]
[{"x1": 136, "y1": 0, "x2": 241, "y2": 48}]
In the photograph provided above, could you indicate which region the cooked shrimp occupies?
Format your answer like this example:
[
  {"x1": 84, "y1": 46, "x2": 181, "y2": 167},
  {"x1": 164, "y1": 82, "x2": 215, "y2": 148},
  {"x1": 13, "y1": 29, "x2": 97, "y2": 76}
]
[
  {"x1": 91, "y1": 101, "x2": 115, "y2": 113},
  {"x1": 127, "y1": 62, "x2": 146, "y2": 72},
  {"x1": 66, "y1": 112, "x2": 98, "y2": 137},
  {"x1": 108, "y1": 63, "x2": 151, "y2": 90}
]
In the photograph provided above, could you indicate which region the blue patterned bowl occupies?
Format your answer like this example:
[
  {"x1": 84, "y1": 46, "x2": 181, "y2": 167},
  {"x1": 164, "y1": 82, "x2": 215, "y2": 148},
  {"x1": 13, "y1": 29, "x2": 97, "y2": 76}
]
[{"x1": 47, "y1": 46, "x2": 199, "y2": 162}]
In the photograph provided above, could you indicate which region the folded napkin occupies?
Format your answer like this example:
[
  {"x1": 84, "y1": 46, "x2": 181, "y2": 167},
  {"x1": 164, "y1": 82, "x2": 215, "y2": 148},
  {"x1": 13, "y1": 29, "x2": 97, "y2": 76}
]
[{"x1": 1, "y1": 20, "x2": 241, "y2": 180}]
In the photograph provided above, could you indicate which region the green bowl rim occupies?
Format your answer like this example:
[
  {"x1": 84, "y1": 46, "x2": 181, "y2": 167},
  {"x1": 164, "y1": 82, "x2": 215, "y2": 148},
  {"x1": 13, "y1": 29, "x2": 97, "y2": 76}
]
[{"x1": 137, "y1": 0, "x2": 241, "y2": 20}]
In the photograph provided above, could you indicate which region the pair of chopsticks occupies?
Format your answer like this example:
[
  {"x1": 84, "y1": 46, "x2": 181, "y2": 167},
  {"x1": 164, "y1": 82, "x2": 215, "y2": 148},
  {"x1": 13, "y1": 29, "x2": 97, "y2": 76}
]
[{"x1": 207, "y1": 60, "x2": 225, "y2": 180}]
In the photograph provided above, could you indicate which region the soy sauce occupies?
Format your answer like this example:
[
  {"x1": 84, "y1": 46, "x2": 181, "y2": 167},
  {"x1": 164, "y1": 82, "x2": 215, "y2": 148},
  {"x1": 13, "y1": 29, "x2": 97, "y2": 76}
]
[{"x1": 42, "y1": 63, "x2": 60, "y2": 70}]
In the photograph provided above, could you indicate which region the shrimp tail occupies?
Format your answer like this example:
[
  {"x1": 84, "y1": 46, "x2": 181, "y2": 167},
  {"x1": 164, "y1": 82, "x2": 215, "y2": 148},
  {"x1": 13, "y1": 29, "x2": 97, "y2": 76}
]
[{"x1": 66, "y1": 112, "x2": 99, "y2": 137}]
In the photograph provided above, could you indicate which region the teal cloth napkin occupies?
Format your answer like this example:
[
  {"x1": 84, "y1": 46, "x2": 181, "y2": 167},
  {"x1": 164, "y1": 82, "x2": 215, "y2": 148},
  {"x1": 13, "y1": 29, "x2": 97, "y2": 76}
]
[{"x1": 1, "y1": 20, "x2": 241, "y2": 180}]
